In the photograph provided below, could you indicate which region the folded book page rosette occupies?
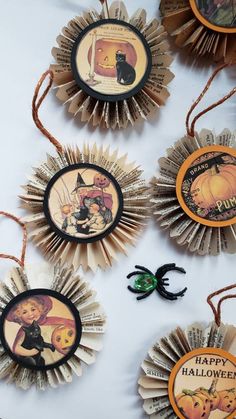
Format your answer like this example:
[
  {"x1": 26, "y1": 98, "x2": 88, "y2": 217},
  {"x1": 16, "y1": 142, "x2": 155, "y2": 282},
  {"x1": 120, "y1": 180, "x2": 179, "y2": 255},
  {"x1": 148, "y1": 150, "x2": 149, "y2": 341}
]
[
  {"x1": 50, "y1": 0, "x2": 174, "y2": 129},
  {"x1": 159, "y1": 0, "x2": 236, "y2": 63},
  {"x1": 138, "y1": 285, "x2": 236, "y2": 418},
  {"x1": 0, "y1": 213, "x2": 106, "y2": 390},
  {"x1": 20, "y1": 72, "x2": 150, "y2": 271},
  {"x1": 151, "y1": 64, "x2": 236, "y2": 255}
]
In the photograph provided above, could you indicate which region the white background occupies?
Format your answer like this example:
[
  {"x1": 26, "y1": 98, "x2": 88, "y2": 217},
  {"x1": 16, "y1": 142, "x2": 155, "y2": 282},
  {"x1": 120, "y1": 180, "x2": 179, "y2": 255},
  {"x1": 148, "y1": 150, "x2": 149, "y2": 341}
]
[{"x1": 0, "y1": 1, "x2": 236, "y2": 418}]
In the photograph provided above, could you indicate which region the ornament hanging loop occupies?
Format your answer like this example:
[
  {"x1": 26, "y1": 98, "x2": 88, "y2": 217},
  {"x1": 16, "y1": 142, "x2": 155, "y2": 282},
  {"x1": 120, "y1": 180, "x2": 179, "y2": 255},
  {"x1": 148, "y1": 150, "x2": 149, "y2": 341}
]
[
  {"x1": 207, "y1": 284, "x2": 236, "y2": 327},
  {"x1": 0, "y1": 212, "x2": 27, "y2": 268},
  {"x1": 32, "y1": 70, "x2": 63, "y2": 154},
  {"x1": 186, "y1": 63, "x2": 236, "y2": 138}
]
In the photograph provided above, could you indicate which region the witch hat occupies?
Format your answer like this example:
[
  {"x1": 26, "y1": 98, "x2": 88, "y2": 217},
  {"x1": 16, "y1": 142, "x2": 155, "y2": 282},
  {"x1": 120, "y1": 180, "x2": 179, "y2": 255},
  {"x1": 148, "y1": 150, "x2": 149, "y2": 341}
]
[{"x1": 71, "y1": 173, "x2": 94, "y2": 194}]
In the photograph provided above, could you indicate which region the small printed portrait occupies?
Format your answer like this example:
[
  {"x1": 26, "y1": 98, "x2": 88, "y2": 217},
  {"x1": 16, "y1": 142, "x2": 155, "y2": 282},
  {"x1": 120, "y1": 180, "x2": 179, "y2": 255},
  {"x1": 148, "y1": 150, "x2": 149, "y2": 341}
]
[
  {"x1": 47, "y1": 166, "x2": 120, "y2": 240},
  {"x1": 196, "y1": 0, "x2": 236, "y2": 28},
  {"x1": 4, "y1": 295, "x2": 77, "y2": 368}
]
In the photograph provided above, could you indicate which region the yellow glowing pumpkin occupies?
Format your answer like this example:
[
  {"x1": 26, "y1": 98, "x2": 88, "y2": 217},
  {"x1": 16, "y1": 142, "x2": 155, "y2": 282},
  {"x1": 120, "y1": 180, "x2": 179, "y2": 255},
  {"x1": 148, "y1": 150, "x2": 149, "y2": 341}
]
[
  {"x1": 88, "y1": 38, "x2": 137, "y2": 78},
  {"x1": 52, "y1": 325, "x2": 76, "y2": 355}
]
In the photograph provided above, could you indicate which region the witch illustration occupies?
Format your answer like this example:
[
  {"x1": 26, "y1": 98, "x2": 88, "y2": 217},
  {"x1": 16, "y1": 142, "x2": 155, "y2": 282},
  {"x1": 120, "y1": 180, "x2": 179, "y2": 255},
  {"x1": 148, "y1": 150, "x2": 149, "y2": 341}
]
[{"x1": 7, "y1": 296, "x2": 75, "y2": 367}]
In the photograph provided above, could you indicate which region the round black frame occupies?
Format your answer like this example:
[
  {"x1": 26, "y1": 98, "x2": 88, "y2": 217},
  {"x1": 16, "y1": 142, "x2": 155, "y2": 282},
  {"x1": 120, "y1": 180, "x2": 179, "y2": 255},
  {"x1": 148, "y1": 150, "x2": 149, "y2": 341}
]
[
  {"x1": 0, "y1": 289, "x2": 82, "y2": 371},
  {"x1": 43, "y1": 163, "x2": 124, "y2": 243},
  {"x1": 71, "y1": 19, "x2": 152, "y2": 102}
]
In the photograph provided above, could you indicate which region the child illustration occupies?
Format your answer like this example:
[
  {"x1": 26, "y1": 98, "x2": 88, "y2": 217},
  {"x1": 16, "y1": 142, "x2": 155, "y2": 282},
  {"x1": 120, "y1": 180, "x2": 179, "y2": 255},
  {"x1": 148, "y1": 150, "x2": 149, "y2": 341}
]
[
  {"x1": 82, "y1": 197, "x2": 113, "y2": 232},
  {"x1": 7, "y1": 296, "x2": 75, "y2": 367},
  {"x1": 197, "y1": 0, "x2": 236, "y2": 27},
  {"x1": 61, "y1": 204, "x2": 90, "y2": 235}
]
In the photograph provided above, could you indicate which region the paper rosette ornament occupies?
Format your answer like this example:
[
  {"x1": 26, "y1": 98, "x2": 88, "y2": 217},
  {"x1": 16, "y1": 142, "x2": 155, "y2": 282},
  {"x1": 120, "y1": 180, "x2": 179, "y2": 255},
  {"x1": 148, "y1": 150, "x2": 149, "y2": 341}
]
[
  {"x1": 20, "y1": 71, "x2": 150, "y2": 271},
  {"x1": 159, "y1": 0, "x2": 236, "y2": 63},
  {"x1": 50, "y1": 0, "x2": 174, "y2": 129},
  {"x1": 151, "y1": 64, "x2": 236, "y2": 255},
  {"x1": 0, "y1": 212, "x2": 106, "y2": 390},
  {"x1": 138, "y1": 285, "x2": 236, "y2": 418}
]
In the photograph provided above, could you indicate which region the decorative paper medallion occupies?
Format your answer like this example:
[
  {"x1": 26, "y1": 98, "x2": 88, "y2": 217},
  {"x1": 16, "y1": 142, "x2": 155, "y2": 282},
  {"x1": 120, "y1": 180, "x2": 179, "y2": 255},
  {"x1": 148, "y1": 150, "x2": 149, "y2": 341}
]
[
  {"x1": 159, "y1": 0, "x2": 236, "y2": 62},
  {"x1": 169, "y1": 348, "x2": 236, "y2": 419},
  {"x1": 151, "y1": 129, "x2": 236, "y2": 255},
  {"x1": 20, "y1": 144, "x2": 150, "y2": 271},
  {"x1": 138, "y1": 322, "x2": 236, "y2": 418},
  {"x1": 0, "y1": 263, "x2": 106, "y2": 389},
  {"x1": 50, "y1": 0, "x2": 174, "y2": 128}
]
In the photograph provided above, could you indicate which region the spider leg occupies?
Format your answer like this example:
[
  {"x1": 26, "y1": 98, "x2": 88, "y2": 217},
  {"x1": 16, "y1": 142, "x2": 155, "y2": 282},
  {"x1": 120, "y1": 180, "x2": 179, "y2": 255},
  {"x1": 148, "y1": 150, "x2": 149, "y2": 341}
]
[
  {"x1": 137, "y1": 289, "x2": 154, "y2": 301},
  {"x1": 127, "y1": 286, "x2": 144, "y2": 294},
  {"x1": 160, "y1": 278, "x2": 170, "y2": 286},
  {"x1": 155, "y1": 264, "x2": 176, "y2": 278},
  {"x1": 155, "y1": 264, "x2": 186, "y2": 279},
  {"x1": 135, "y1": 265, "x2": 154, "y2": 276},
  {"x1": 156, "y1": 286, "x2": 178, "y2": 301},
  {"x1": 158, "y1": 283, "x2": 187, "y2": 298},
  {"x1": 127, "y1": 271, "x2": 150, "y2": 279}
]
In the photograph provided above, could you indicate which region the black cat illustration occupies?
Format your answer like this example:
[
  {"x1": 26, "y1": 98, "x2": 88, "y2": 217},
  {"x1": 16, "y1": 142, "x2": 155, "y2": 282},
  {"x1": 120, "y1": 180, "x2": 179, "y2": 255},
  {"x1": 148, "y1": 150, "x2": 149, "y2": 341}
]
[
  {"x1": 19, "y1": 320, "x2": 55, "y2": 366},
  {"x1": 116, "y1": 52, "x2": 136, "y2": 86}
]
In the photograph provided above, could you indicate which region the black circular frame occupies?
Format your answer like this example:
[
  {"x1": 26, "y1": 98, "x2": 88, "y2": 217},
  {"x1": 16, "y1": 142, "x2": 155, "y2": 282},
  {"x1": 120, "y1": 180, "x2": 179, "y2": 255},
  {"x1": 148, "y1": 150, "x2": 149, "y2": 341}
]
[
  {"x1": 71, "y1": 19, "x2": 152, "y2": 102},
  {"x1": 43, "y1": 163, "x2": 124, "y2": 244}
]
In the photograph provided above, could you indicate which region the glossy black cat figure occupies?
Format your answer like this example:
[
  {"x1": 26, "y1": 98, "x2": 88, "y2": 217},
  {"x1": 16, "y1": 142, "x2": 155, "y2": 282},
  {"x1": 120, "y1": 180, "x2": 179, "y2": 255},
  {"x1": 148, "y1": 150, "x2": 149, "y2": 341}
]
[
  {"x1": 19, "y1": 320, "x2": 55, "y2": 366},
  {"x1": 116, "y1": 53, "x2": 136, "y2": 85},
  {"x1": 127, "y1": 263, "x2": 187, "y2": 301}
]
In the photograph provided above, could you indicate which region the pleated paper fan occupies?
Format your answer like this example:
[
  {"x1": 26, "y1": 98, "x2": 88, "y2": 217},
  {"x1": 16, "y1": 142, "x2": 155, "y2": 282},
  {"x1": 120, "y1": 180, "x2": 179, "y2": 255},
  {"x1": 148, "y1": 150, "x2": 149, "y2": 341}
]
[
  {"x1": 20, "y1": 143, "x2": 150, "y2": 271},
  {"x1": 160, "y1": 0, "x2": 236, "y2": 63},
  {"x1": 139, "y1": 321, "x2": 236, "y2": 418},
  {"x1": 151, "y1": 129, "x2": 236, "y2": 256},
  {"x1": 50, "y1": 0, "x2": 174, "y2": 129},
  {"x1": 0, "y1": 263, "x2": 106, "y2": 390}
]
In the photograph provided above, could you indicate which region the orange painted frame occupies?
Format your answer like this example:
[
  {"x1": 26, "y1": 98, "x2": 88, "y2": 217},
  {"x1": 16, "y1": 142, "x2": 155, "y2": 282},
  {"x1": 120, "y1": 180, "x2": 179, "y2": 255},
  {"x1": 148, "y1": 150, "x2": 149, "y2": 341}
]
[
  {"x1": 168, "y1": 347, "x2": 236, "y2": 419},
  {"x1": 176, "y1": 145, "x2": 236, "y2": 228},
  {"x1": 189, "y1": 0, "x2": 236, "y2": 34}
]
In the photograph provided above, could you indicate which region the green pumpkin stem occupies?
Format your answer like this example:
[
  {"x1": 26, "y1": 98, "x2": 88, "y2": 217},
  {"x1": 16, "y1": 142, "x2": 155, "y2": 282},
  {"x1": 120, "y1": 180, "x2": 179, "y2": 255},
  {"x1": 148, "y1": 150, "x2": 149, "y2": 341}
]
[{"x1": 209, "y1": 379, "x2": 218, "y2": 395}]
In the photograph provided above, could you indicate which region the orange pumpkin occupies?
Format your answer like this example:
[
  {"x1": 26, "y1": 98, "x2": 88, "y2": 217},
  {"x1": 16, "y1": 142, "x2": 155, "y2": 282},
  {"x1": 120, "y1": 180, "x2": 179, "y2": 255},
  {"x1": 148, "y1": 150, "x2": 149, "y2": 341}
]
[
  {"x1": 51, "y1": 325, "x2": 76, "y2": 355},
  {"x1": 88, "y1": 38, "x2": 137, "y2": 78},
  {"x1": 196, "y1": 380, "x2": 220, "y2": 411},
  {"x1": 176, "y1": 389, "x2": 211, "y2": 418},
  {"x1": 217, "y1": 388, "x2": 236, "y2": 413},
  {"x1": 190, "y1": 164, "x2": 236, "y2": 210}
]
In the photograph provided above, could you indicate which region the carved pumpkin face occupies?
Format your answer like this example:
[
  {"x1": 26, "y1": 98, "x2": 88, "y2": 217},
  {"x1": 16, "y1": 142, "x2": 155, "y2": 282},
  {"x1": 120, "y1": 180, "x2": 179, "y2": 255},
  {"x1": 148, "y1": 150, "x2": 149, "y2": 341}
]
[
  {"x1": 217, "y1": 388, "x2": 236, "y2": 413},
  {"x1": 94, "y1": 173, "x2": 111, "y2": 189},
  {"x1": 52, "y1": 325, "x2": 76, "y2": 355},
  {"x1": 176, "y1": 390, "x2": 211, "y2": 419},
  {"x1": 88, "y1": 39, "x2": 137, "y2": 78},
  {"x1": 196, "y1": 387, "x2": 220, "y2": 411},
  {"x1": 191, "y1": 164, "x2": 236, "y2": 210}
]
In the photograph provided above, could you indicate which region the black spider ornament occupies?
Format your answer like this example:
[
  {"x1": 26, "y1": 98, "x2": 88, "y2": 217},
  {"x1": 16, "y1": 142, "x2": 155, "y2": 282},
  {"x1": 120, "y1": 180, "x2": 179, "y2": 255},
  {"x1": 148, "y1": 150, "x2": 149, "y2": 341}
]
[{"x1": 127, "y1": 263, "x2": 187, "y2": 301}]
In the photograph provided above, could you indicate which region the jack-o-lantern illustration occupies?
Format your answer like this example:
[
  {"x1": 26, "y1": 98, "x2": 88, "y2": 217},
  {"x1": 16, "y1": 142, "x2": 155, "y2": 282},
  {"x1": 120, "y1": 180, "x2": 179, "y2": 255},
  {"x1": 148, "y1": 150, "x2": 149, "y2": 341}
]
[
  {"x1": 94, "y1": 173, "x2": 111, "y2": 189},
  {"x1": 190, "y1": 164, "x2": 236, "y2": 210},
  {"x1": 217, "y1": 388, "x2": 236, "y2": 413},
  {"x1": 176, "y1": 389, "x2": 211, "y2": 418},
  {"x1": 52, "y1": 325, "x2": 76, "y2": 355},
  {"x1": 196, "y1": 381, "x2": 220, "y2": 411},
  {"x1": 88, "y1": 38, "x2": 137, "y2": 78}
]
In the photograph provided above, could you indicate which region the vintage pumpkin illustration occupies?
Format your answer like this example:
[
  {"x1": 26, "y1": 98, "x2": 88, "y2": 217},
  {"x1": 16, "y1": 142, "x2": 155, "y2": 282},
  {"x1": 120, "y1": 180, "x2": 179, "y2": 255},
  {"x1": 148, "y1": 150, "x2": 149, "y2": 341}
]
[
  {"x1": 51, "y1": 325, "x2": 76, "y2": 355},
  {"x1": 181, "y1": 151, "x2": 236, "y2": 223},
  {"x1": 176, "y1": 381, "x2": 236, "y2": 418},
  {"x1": 190, "y1": 163, "x2": 236, "y2": 212},
  {"x1": 176, "y1": 389, "x2": 211, "y2": 418}
]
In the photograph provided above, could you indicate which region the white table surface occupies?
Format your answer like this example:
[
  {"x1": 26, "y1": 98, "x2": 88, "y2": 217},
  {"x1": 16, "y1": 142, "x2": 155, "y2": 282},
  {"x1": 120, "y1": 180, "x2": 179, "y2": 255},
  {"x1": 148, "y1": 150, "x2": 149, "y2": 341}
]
[{"x1": 0, "y1": 1, "x2": 235, "y2": 418}]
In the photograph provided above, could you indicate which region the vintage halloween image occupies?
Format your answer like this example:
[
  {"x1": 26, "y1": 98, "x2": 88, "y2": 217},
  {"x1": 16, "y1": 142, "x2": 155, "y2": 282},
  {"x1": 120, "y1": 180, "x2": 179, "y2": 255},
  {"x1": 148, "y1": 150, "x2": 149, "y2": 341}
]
[
  {"x1": 73, "y1": 21, "x2": 149, "y2": 97},
  {"x1": 194, "y1": 0, "x2": 236, "y2": 28},
  {"x1": 179, "y1": 149, "x2": 236, "y2": 226},
  {"x1": 3, "y1": 293, "x2": 78, "y2": 368},
  {"x1": 169, "y1": 349, "x2": 236, "y2": 419},
  {"x1": 46, "y1": 166, "x2": 120, "y2": 240}
]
